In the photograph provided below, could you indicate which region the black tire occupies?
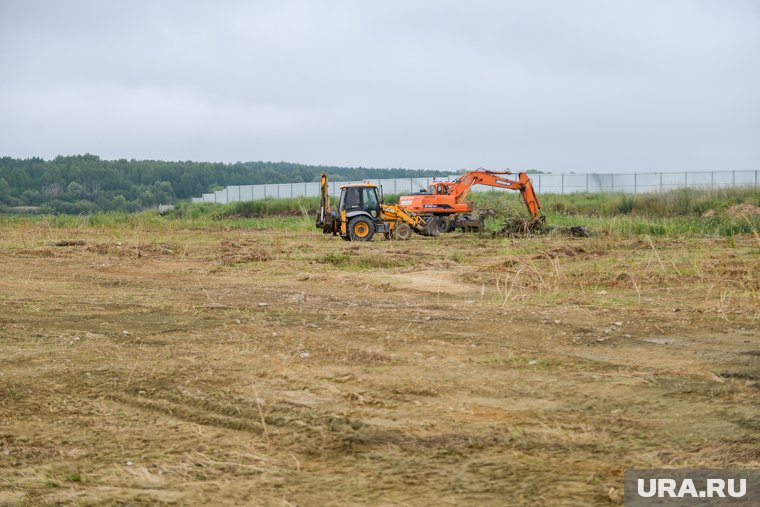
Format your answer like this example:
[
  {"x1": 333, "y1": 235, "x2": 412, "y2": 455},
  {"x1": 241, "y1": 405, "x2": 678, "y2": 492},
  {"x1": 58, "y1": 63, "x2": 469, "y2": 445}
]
[
  {"x1": 348, "y1": 216, "x2": 375, "y2": 241},
  {"x1": 441, "y1": 217, "x2": 457, "y2": 233},
  {"x1": 435, "y1": 217, "x2": 450, "y2": 235},
  {"x1": 393, "y1": 223, "x2": 413, "y2": 240}
]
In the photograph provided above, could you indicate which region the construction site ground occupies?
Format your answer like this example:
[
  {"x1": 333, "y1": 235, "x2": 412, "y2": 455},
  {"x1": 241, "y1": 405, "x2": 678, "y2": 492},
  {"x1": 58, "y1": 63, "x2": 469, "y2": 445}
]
[{"x1": 1, "y1": 224, "x2": 758, "y2": 506}]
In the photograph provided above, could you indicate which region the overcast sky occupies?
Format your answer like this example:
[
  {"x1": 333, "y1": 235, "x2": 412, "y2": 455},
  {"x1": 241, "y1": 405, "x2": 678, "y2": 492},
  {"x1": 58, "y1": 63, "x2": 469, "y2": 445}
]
[{"x1": 1, "y1": 0, "x2": 758, "y2": 173}]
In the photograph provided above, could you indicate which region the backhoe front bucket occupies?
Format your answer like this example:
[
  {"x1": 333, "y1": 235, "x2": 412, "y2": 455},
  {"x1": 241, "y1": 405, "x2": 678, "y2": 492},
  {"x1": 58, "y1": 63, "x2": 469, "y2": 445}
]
[{"x1": 416, "y1": 217, "x2": 440, "y2": 237}]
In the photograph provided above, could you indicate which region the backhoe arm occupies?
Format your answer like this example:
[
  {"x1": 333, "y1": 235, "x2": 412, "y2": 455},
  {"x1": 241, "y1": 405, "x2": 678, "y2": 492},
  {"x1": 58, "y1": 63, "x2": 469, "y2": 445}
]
[{"x1": 316, "y1": 172, "x2": 335, "y2": 233}]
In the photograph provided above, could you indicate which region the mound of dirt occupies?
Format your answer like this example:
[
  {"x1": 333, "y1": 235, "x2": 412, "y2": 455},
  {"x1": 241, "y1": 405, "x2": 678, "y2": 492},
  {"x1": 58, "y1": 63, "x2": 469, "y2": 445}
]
[
  {"x1": 86, "y1": 242, "x2": 178, "y2": 257},
  {"x1": 552, "y1": 225, "x2": 592, "y2": 237},
  {"x1": 54, "y1": 240, "x2": 86, "y2": 247},
  {"x1": 496, "y1": 217, "x2": 541, "y2": 236},
  {"x1": 214, "y1": 240, "x2": 271, "y2": 265},
  {"x1": 726, "y1": 203, "x2": 760, "y2": 218}
]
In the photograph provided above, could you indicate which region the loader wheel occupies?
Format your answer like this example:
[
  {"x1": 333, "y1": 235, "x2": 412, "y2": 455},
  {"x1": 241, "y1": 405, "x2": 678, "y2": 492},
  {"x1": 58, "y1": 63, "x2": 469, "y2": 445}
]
[
  {"x1": 393, "y1": 223, "x2": 413, "y2": 241},
  {"x1": 349, "y1": 216, "x2": 374, "y2": 241}
]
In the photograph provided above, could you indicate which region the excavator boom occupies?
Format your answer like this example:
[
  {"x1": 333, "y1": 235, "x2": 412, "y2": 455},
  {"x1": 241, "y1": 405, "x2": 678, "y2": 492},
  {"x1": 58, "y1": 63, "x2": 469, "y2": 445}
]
[{"x1": 516, "y1": 172, "x2": 544, "y2": 222}]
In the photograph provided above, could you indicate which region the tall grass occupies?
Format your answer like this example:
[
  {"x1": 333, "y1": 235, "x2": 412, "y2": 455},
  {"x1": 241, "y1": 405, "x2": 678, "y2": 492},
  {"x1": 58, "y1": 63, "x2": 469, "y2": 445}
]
[
  {"x1": 469, "y1": 187, "x2": 760, "y2": 237},
  {"x1": 1, "y1": 187, "x2": 758, "y2": 238},
  {"x1": 170, "y1": 197, "x2": 321, "y2": 219},
  {"x1": 543, "y1": 213, "x2": 760, "y2": 238},
  {"x1": 470, "y1": 187, "x2": 760, "y2": 217},
  {"x1": 170, "y1": 193, "x2": 404, "y2": 219}
]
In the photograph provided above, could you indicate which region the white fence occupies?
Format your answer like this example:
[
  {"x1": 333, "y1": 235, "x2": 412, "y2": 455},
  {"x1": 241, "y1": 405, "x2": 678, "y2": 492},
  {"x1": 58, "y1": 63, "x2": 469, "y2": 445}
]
[{"x1": 192, "y1": 170, "x2": 760, "y2": 204}]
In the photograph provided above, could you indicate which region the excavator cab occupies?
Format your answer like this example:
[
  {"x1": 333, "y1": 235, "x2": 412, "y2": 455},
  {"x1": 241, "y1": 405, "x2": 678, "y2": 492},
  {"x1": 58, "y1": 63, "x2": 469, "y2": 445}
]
[{"x1": 424, "y1": 183, "x2": 450, "y2": 195}]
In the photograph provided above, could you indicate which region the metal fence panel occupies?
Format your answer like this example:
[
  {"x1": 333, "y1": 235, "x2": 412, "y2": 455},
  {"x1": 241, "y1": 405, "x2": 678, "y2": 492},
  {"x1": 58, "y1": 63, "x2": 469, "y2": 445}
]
[
  {"x1": 240, "y1": 185, "x2": 254, "y2": 201},
  {"x1": 305, "y1": 182, "x2": 320, "y2": 197},
  {"x1": 661, "y1": 172, "x2": 686, "y2": 190},
  {"x1": 191, "y1": 170, "x2": 759, "y2": 203},
  {"x1": 736, "y1": 170, "x2": 757, "y2": 185}
]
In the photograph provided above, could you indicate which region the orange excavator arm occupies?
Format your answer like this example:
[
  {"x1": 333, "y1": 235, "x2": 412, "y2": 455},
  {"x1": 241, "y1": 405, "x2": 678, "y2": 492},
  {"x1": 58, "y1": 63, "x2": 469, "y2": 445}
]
[{"x1": 447, "y1": 171, "x2": 545, "y2": 222}]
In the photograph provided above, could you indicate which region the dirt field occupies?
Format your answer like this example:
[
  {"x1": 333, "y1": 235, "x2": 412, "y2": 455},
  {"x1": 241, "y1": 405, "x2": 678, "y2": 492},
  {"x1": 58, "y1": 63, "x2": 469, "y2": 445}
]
[{"x1": 1, "y1": 223, "x2": 758, "y2": 506}]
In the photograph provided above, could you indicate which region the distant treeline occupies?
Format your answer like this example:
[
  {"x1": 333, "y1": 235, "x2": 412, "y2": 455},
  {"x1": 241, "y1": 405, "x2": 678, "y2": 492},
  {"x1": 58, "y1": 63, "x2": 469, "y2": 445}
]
[{"x1": 0, "y1": 154, "x2": 451, "y2": 214}]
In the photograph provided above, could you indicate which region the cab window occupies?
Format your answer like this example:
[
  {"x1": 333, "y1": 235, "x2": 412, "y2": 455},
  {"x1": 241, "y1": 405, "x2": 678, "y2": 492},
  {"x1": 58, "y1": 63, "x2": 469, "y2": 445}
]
[
  {"x1": 344, "y1": 188, "x2": 361, "y2": 209},
  {"x1": 362, "y1": 188, "x2": 379, "y2": 210}
]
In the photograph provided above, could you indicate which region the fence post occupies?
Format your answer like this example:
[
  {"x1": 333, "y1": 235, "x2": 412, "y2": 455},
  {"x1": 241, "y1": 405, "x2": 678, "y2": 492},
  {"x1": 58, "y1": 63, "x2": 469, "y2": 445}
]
[
  {"x1": 634, "y1": 173, "x2": 637, "y2": 194},
  {"x1": 611, "y1": 174, "x2": 614, "y2": 193},
  {"x1": 586, "y1": 173, "x2": 589, "y2": 193},
  {"x1": 561, "y1": 173, "x2": 564, "y2": 194},
  {"x1": 732, "y1": 170, "x2": 736, "y2": 187},
  {"x1": 684, "y1": 171, "x2": 688, "y2": 189},
  {"x1": 660, "y1": 172, "x2": 663, "y2": 192},
  {"x1": 711, "y1": 171, "x2": 714, "y2": 189}
]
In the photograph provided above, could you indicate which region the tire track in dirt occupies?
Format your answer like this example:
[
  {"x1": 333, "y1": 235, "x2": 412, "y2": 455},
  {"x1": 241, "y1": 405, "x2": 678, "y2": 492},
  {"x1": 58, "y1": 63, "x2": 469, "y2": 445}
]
[
  {"x1": 108, "y1": 392, "x2": 267, "y2": 434},
  {"x1": 105, "y1": 388, "x2": 367, "y2": 447},
  {"x1": 106, "y1": 387, "x2": 512, "y2": 462}
]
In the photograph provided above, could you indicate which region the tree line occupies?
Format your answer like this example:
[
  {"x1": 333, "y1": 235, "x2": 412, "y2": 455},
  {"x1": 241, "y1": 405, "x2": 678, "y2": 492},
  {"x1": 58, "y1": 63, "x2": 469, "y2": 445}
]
[{"x1": 0, "y1": 154, "x2": 451, "y2": 214}]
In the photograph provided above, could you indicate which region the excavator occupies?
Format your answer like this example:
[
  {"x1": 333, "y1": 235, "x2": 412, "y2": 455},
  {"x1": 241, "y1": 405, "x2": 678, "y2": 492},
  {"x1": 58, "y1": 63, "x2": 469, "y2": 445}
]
[
  {"x1": 399, "y1": 170, "x2": 545, "y2": 232},
  {"x1": 315, "y1": 173, "x2": 440, "y2": 241}
]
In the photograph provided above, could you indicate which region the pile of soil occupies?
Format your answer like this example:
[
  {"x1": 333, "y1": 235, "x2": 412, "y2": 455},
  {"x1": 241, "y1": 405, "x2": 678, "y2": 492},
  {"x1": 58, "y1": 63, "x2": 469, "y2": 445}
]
[
  {"x1": 725, "y1": 203, "x2": 760, "y2": 218},
  {"x1": 496, "y1": 217, "x2": 541, "y2": 236}
]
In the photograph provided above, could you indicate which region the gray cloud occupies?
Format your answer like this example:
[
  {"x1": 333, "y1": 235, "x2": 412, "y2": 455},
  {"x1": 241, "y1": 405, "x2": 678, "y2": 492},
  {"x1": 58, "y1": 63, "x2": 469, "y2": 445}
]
[{"x1": 1, "y1": 0, "x2": 758, "y2": 172}]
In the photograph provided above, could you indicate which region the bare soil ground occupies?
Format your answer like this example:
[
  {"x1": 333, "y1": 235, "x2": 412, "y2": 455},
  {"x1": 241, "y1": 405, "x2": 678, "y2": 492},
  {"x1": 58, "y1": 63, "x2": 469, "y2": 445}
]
[{"x1": 1, "y1": 224, "x2": 758, "y2": 506}]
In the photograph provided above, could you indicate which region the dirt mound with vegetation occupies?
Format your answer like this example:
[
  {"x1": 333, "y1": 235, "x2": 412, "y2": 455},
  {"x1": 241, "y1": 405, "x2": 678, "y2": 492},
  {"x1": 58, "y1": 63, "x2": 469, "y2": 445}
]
[{"x1": 726, "y1": 203, "x2": 760, "y2": 217}]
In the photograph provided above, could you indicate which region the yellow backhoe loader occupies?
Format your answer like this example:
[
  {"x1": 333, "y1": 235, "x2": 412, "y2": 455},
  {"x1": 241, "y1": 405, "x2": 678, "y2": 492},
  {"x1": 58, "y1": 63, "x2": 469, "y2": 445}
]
[{"x1": 315, "y1": 173, "x2": 440, "y2": 241}]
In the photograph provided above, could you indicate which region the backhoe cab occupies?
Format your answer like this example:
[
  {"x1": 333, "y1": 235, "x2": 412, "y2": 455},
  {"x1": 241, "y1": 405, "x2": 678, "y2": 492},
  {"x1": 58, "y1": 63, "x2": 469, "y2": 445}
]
[
  {"x1": 339, "y1": 183, "x2": 386, "y2": 241},
  {"x1": 316, "y1": 174, "x2": 440, "y2": 241}
]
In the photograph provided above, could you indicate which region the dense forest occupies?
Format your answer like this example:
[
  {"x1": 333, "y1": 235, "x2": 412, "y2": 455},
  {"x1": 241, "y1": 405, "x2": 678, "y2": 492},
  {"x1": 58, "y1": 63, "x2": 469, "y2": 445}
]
[{"x1": 0, "y1": 155, "x2": 451, "y2": 214}]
